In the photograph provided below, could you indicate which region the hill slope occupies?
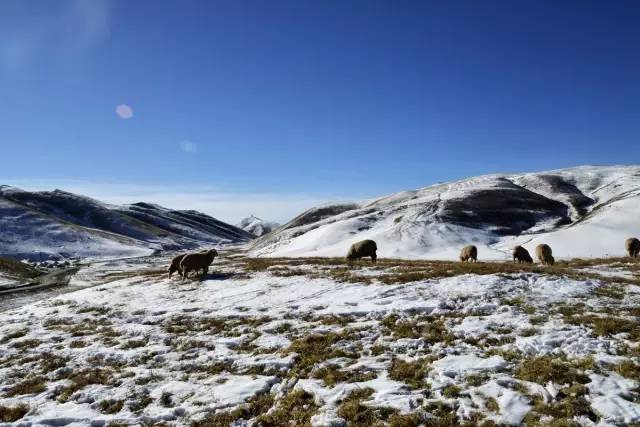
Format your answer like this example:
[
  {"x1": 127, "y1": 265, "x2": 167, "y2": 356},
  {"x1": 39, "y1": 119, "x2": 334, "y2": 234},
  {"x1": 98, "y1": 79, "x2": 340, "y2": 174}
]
[
  {"x1": 0, "y1": 186, "x2": 253, "y2": 261},
  {"x1": 250, "y1": 165, "x2": 640, "y2": 260}
]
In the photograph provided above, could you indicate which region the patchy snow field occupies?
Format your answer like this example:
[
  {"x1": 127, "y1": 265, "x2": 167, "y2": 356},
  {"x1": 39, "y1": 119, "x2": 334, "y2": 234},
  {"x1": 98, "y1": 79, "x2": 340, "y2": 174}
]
[{"x1": 1, "y1": 256, "x2": 639, "y2": 426}]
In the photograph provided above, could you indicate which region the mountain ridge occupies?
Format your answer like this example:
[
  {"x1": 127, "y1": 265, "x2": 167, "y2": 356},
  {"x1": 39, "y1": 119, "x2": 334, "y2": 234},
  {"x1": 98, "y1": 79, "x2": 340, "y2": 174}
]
[{"x1": 0, "y1": 186, "x2": 253, "y2": 261}]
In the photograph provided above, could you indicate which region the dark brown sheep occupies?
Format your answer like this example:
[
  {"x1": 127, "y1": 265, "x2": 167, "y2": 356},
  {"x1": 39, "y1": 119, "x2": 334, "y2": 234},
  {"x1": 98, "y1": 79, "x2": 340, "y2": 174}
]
[
  {"x1": 459, "y1": 245, "x2": 478, "y2": 262},
  {"x1": 626, "y1": 237, "x2": 640, "y2": 258},
  {"x1": 536, "y1": 244, "x2": 554, "y2": 265},
  {"x1": 180, "y1": 249, "x2": 218, "y2": 280},
  {"x1": 168, "y1": 253, "x2": 187, "y2": 278},
  {"x1": 512, "y1": 246, "x2": 533, "y2": 264},
  {"x1": 346, "y1": 240, "x2": 378, "y2": 263}
]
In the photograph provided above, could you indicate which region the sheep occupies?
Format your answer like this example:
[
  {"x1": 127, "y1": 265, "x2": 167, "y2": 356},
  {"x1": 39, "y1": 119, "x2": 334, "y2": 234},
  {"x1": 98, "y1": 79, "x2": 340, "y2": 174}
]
[
  {"x1": 346, "y1": 240, "x2": 378, "y2": 263},
  {"x1": 180, "y1": 249, "x2": 218, "y2": 280},
  {"x1": 536, "y1": 244, "x2": 554, "y2": 265},
  {"x1": 626, "y1": 237, "x2": 640, "y2": 258},
  {"x1": 460, "y1": 245, "x2": 478, "y2": 262},
  {"x1": 512, "y1": 246, "x2": 533, "y2": 264},
  {"x1": 168, "y1": 253, "x2": 187, "y2": 278}
]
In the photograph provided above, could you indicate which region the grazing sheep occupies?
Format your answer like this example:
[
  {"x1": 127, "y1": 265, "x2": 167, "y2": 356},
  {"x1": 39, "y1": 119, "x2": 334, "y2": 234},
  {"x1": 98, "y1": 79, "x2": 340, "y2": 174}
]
[
  {"x1": 512, "y1": 246, "x2": 533, "y2": 264},
  {"x1": 536, "y1": 244, "x2": 554, "y2": 265},
  {"x1": 180, "y1": 249, "x2": 218, "y2": 280},
  {"x1": 346, "y1": 240, "x2": 378, "y2": 263},
  {"x1": 168, "y1": 253, "x2": 187, "y2": 278},
  {"x1": 626, "y1": 237, "x2": 640, "y2": 258},
  {"x1": 167, "y1": 249, "x2": 209, "y2": 278},
  {"x1": 460, "y1": 245, "x2": 478, "y2": 262}
]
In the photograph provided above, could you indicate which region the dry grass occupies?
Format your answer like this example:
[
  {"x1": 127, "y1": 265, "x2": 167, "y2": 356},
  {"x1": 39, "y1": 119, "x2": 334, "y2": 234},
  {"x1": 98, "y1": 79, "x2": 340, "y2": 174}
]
[
  {"x1": 39, "y1": 352, "x2": 69, "y2": 373},
  {"x1": 312, "y1": 364, "x2": 377, "y2": 387},
  {"x1": 523, "y1": 383, "x2": 595, "y2": 426},
  {"x1": 336, "y1": 387, "x2": 399, "y2": 427},
  {"x1": 255, "y1": 389, "x2": 318, "y2": 427},
  {"x1": 0, "y1": 256, "x2": 42, "y2": 279},
  {"x1": 192, "y1": 393, "x2": 275, "y2": 426},
  {"x1": 0, "y1": 328, "x2": 29, "y2": 344},
  {"x1": 0, "y1": 403, "x2": 29, "y2": 422},
  {"x1": 514, "y1": 357, "x2": 590, "y2": 385},
  {"x1": 242, "y1": 256, "x2": 640, "y2": 287},
  {"x1": 388, "y1": 358, "x2": 430, "y2": 389},
  {"x1": 56, "y1": 368, "x2": 115, "y2": 402},
  {"x1": 381, "y1": 314, "x2": 455, "y2": 345},
  {"x1": 614, "y1": 360, "x2": 640, "y2": 380},
  {"x1": 99, "y1": 399, "x2": 124, "y2": 414},
  {"x1": 5, "y1": 375, "x2": 47, "y2": 396},
  {"x1": 565, "y1": 314, "x2": 639, "y2": 339},
  {"x1": 285, "y1": 331, "x2": 357, "y2": 377},
  {"x1": 11, "y1": 338, "x2": 41, "y2": 350}
]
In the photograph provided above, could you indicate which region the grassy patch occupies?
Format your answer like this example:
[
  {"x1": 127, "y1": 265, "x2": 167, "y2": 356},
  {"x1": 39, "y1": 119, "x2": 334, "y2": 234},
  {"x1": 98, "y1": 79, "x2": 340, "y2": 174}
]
[
  {"x1": 442, "y1": 384, "x2": 461, "y2": 398},
  {"x1": 40, "y1": 352, "x2": 69, "y2": 373},
  {"x1": 465, "y1": 373, "x2": 489, "y2": 387},
  {"x1": 77, "y1": 305, "x2": 112, "y2": 315},
  {"x1": 312, "y1": 364, "x2": 377, "y2": 387},
  {"x1": 0, "y1": 328, "x2": 29, "y2": 344},
  {"x1": 241, "y1": 256, "x2": 640, "y2": 287},
  {"x1": 594, "y1": 284, "x2": 626, "y2": 300},
  {"x1": 0, "y1": 256, "x2": 41, "y2": 279},
  {"x1": 0, "y1": 403, "x2": 29, "y2": 422},
  {"x1": 255, "y1": 389, "x2": 318, "y2": 426},
  {"x1": 5, "y1": 375, "x2": 46, "y2": 396},
  {"x1": 193, "y1": 393, "x2": 275, "y2": 426},
  {"x1": 121, "y1": 337, "x2": 149, "y2": 349},
  {"x1": 523, "y1": 384, "x2": 595, "y2": 426},
  {"x1": 337, "y1": 388, "x2": 397, "y2": 427},
  {"x1": 565, "y1": 314, "x2": 639, "y2": 339},
  {"x1": 56, "y1": 368, "x2": 115, "y2": 402},
  {"x1": 99, "y1": 399, "x2": 124, "y2": 414},
  {"x1": 388, "y1": 358, "x2": 430, "y2": 389},
  {"x1": 484, "y1": 396, "x2": 499, "y2": 413},
  {"x1": 614, "y1": 360, "x2": 640, "y2": 380},
  {"x1": 11, "y1": 338, "x2": 41, "y2": 350},
  {"x1": 514, "y1": 357, "x2": 590, "y2": 385},
  {"x1": 69, "y1": 339, "x2": 88, "y2": 348},
  {"x1": 381, "y1": 315, "x2": 454, "y2": 345},
  {"x1": 286, "y1": 332, "x2": 357, "y2": 377}
]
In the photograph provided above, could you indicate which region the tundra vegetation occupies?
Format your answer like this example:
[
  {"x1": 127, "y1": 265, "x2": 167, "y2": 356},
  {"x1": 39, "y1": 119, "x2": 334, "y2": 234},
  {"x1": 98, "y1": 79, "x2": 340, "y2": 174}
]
[{"x1": 1, "y1": 250, "x2": 640, "y2": 425}]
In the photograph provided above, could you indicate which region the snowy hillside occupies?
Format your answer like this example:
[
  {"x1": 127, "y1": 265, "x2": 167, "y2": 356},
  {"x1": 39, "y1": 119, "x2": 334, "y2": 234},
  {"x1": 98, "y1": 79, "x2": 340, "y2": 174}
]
[
  {"x1": 236, "y1": 215, "x2": 280, "y2": 237},
  {"x1": 0, "y1": 186, "x2": 253, "y2": 261},
  {"x1": 250, "y1": 166, "x2": 640, "y2": 260},
  {"x1": 1, "y1": 255, "x2": 639, "y2": 425}
]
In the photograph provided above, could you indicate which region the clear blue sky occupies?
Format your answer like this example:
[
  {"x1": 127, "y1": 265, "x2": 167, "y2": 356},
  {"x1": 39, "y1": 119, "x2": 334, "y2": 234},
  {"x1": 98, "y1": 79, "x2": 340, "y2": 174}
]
[{"x1": 1, "y1": 1, "x2": 639, "y2": 222}]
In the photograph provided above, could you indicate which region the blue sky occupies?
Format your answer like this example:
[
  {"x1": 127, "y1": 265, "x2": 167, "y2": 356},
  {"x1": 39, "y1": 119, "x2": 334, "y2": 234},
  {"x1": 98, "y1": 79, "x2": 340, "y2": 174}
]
[{"x1": 1, "y1": 1, "x2": 639, "y2": 222}]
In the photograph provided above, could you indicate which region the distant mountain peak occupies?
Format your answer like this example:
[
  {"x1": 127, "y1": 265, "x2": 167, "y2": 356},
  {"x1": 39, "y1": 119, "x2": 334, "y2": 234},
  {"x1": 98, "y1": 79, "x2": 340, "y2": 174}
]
[{"x1": 237, "y1": 215, "x2": 280, "y2": 237}]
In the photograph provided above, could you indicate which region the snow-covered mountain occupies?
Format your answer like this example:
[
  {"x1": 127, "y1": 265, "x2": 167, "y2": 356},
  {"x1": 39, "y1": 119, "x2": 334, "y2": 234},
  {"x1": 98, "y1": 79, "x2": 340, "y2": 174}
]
[
  {"x1": 250, "y1": 166, "x2": 640, "y2": 260},
  {"x1": 236, "y1": 215, "x2": 280, "y2": 237},
  {"x1": 0, "y1": 186, "x2": 253, "y2": 261}
]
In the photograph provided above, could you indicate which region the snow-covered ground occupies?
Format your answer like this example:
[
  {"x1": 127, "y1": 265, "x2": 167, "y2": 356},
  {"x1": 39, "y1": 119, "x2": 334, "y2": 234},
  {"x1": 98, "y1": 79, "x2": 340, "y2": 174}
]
[{"x1": 1, "y1": 256, "x2": 639, "y2": 425}]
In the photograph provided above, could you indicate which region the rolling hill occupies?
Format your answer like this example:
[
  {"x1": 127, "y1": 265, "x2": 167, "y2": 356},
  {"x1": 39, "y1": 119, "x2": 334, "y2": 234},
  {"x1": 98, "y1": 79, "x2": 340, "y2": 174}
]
[
  {"x1": 0, "y1": 186, "x2": 253, "y2": 261},
  {"x1": 249, "y1": 165, "x2": 640, "y2": 260}
]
